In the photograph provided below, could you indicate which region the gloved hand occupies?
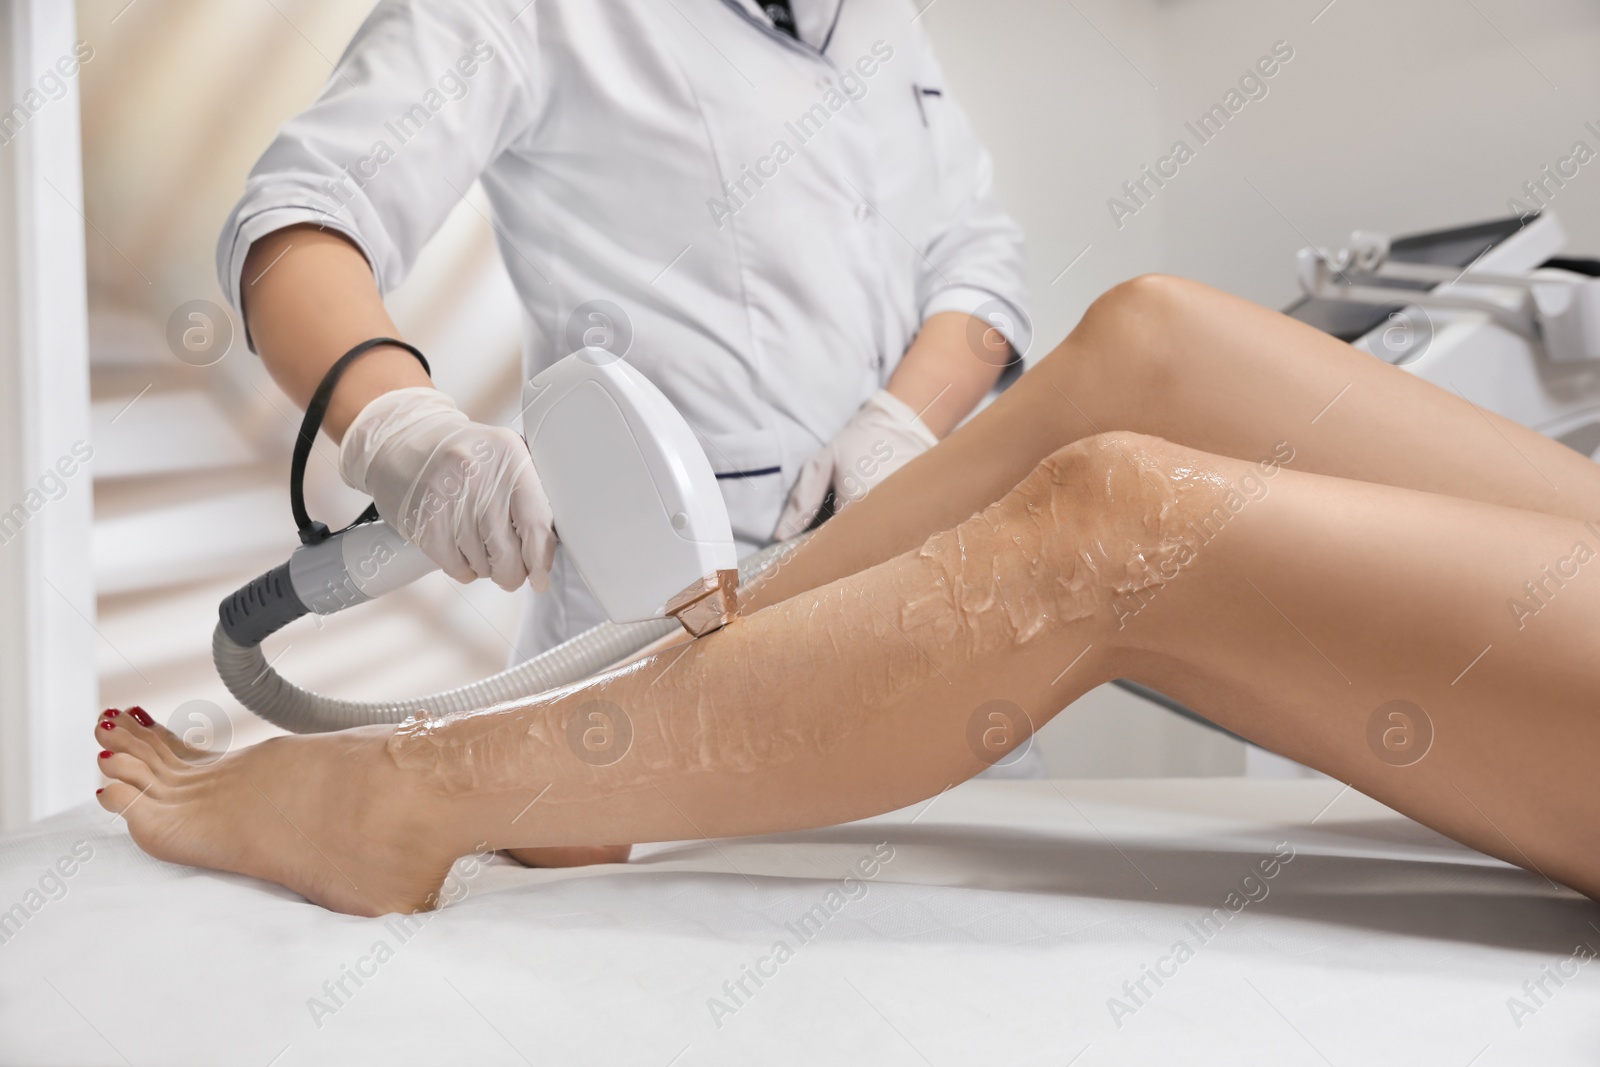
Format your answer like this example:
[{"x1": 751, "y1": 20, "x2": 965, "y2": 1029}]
[
  {"x1": 775, "y1": 389, "x2": 938, "y2": 539},
  {"x1": 339, "y1": 387, "x2": 556, "y2": 591}
]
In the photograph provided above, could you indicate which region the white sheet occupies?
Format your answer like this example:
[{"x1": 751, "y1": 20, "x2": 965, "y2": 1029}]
[{"x1": 1, "y1": 779, "x2": 1596, "y2": 1066}]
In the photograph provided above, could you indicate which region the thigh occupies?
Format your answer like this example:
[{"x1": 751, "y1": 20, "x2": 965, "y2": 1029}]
[
  {"x1": 1109, "y1": 447, "x2": 1600, "y2": 898},
  {"x1": 1050, "y1": 274, "x2": 1600, "y2": 519}
]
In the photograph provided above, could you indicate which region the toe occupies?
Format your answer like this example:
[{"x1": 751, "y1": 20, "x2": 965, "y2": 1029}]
[
  {"x1": 128, "y1": 706, "x2": 214, "y2": 763},
  {"x1": 99, "y1": 750, "x2": 157, "y2": 792},
  {"x1": 96, "y1": 781, "x2": 143, "y2": 815},
  {"x1": 104, "y1": 709, "x2": 193, "y2": 770},
  {"x1": 95, "y1": 716, "x2": 175, "y2": 769},
  {"x1": 92, "y1": 716, "x2": 121, "y2": 747}
]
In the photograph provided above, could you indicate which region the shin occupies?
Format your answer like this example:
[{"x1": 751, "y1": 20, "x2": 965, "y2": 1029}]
[{"x1": 382, "y1": 433, "x2": 1236, "y2": 849}]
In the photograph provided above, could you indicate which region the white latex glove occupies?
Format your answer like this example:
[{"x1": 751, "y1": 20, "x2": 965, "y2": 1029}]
[
  {"x1": 339, "y1": 387, "x2": 556, "y2": 591},
  {"x1": 775, "y1": 389, "x2": 938, "y2": 540}
]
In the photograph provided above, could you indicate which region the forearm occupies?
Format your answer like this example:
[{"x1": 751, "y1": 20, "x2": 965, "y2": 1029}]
[
  {"x1": 884, "y1": 311, "x2": 1006, "y2": 438},
  {"x1": 241, "y1": 224, "x2": 433, "y2": 441}
]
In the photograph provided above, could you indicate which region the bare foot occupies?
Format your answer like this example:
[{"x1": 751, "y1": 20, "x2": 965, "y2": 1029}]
[
  {"x1": 93, "y1": 709, "x2": 469, "y2": 916},
  {"x1": 504, "y1": 844, "x2": 632, "y2": 868}
]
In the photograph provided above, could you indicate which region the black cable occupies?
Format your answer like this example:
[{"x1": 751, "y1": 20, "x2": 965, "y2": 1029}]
[{"x1": 290, "y1": 337, "x2": 431, "y2": 546}]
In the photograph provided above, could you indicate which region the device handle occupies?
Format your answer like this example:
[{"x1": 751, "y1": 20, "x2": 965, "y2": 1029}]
[
  {"x1": 216, "y1": 520, "x2": 439, "y2": 648},
  {"x1": 292, "y1": 520, "x2": 439, "y2": 612}
]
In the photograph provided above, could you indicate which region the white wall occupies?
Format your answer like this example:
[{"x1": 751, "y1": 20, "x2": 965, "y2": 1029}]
[
  {"x1": 928, "y1": 0, "x2": 1600, "y2": 332},
  {"x1": 923, "y1": 0, "x2": 1167, "y2": 357},
  {"x1": 1154, "y1": 0, "x2": 1600, "y2": 307}
]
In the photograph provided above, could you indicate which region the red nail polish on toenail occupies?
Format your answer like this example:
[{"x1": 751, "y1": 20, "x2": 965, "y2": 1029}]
[
  {"x1": 99, "y1": 721, "x2": 114, "y2": 731},
  {"x1": 130, "y1": 709, "x2": 153, "y2": 727},
  {"x1": 101, "y1": 708, "x2": 120, "y2": 718},
  {"x1": 99, "y1": 750, "x2": 112, "y2": 759},
  {"x1": 96, "y1": 788, "x2": 104, "y2": 795}
]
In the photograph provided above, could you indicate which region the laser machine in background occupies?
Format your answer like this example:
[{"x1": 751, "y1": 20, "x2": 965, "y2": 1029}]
[{"x1": 1292, "y1": 211, "x2": 1600, "y2": 455}]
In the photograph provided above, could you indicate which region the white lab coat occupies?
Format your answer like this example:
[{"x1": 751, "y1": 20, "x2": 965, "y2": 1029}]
[{"x1": 217, "y1": 0, "x2": 1029, "y2": 657}]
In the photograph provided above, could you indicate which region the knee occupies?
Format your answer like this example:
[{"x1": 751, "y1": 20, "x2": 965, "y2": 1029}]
[
  {"x1": 1042, "y1": 429, "x2": 1149, "y2": 473},
  {"x1": 1034, "y1": 430, "x2": 1237, "y2": 559},
  {"x1": 938, "y1": 430, "x2": 1186, "y2": 637},
  {"x1": 1033, "y1": 430, "x2": 1193, "y2": 528},
  {"x1": 1061, "y1": 273, "x2": 1196, "y2": 393},
  {"x1": 1026, "y1": 431, "x2": 1230, "y2": 626},
  {"x1": 1085, "y1": 272, "x2": 1187, "y2": 319},
  {"x1": 1076, "y1": 274, "x2": 1184, "y2": 339},
  {"x1": 947, "y1": 430, "x2": 1225, "y2": 641}
]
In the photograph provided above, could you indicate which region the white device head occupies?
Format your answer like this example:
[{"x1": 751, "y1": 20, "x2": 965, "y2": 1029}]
[{"x1": 522, "y1": 348, "x2": 740, "y2": 634}]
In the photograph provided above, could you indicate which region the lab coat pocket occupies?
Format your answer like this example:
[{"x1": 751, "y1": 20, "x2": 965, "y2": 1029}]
[{"x1": 696, "y1": 428, "x2": 787, "y2": 551}]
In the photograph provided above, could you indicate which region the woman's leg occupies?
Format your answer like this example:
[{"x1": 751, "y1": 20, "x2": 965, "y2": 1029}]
[
  {"x1": 548, "y1": 274, "x2": 1600, "y2": 869},
  {"x1": 747, "y1": 275, "x2": 1600, "y2": 610},
  {"x1": 95, "y1": 433, "x2": 1600, "y2": 913}
]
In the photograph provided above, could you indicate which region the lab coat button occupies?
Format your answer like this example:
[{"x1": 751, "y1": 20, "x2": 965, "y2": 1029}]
[{"x1": 853, "y1": 202, "x2": 872, "y2": 222}]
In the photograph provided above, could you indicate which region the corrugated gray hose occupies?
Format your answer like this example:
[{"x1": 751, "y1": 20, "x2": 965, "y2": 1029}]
[{"x1": 214, "y1": 538, "x2": 801, "y2": 734}]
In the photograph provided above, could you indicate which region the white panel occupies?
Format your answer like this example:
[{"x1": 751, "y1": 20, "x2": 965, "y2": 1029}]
[{"x1": 0, "y1": 0, "x2": 97, "y2": 825}]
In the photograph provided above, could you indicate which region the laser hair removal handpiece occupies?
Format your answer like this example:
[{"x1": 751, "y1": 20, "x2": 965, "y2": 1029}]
[
  {"x1": 521, "y1": 348, "x2": 739, "y2": 636},
  {"x1": 214, "y1": 349, "x2": 758, "y2": 733}
]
